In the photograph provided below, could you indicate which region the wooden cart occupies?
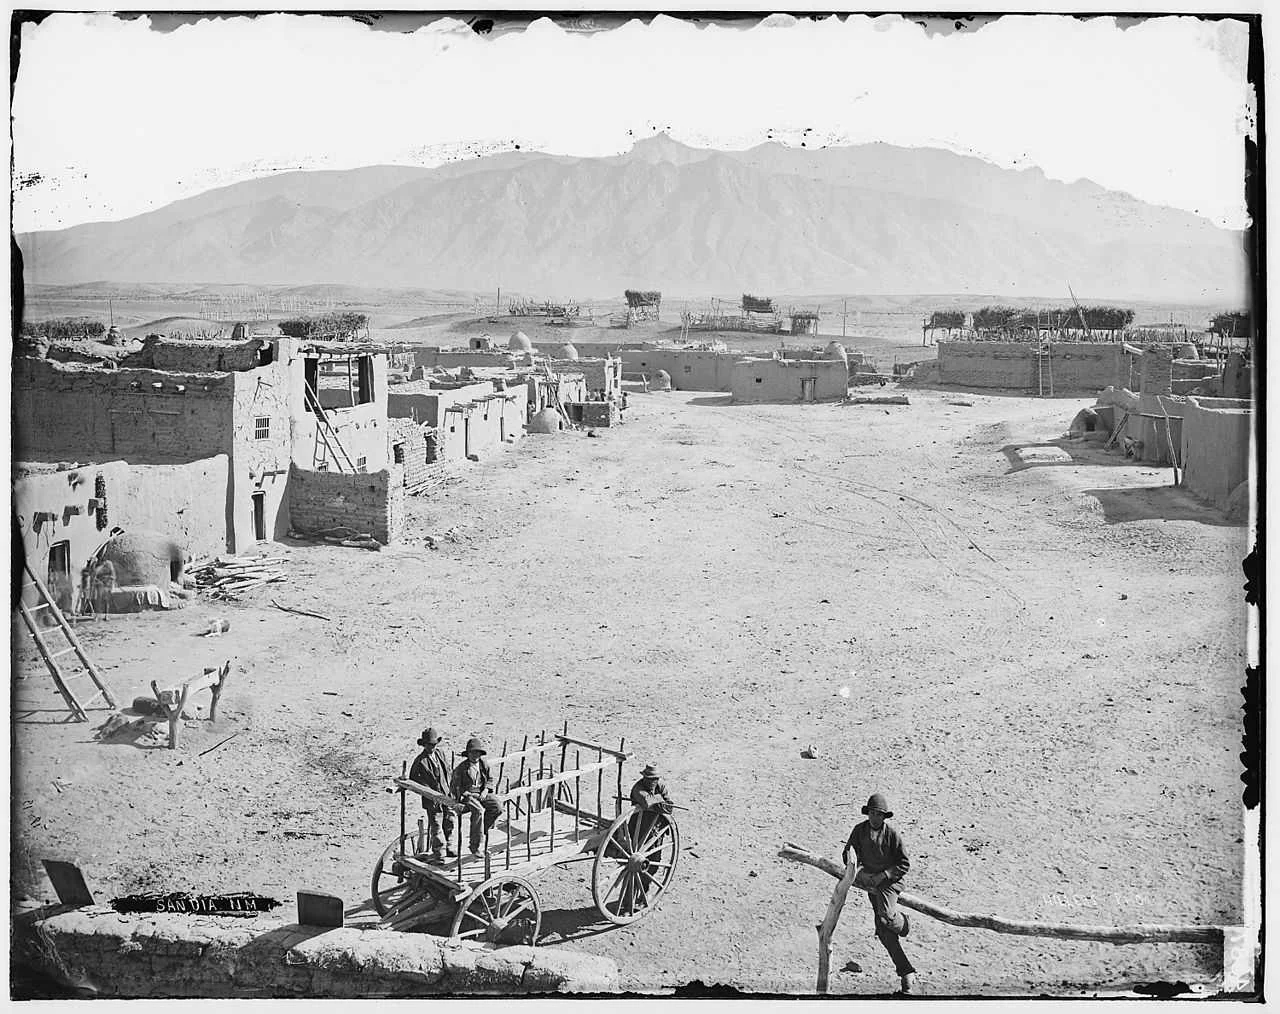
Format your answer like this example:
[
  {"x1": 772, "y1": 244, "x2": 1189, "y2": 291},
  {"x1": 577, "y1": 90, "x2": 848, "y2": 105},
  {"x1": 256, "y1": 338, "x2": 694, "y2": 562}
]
[{"x1": 370, "y1": 724, "x2": 680, "y2": 944}]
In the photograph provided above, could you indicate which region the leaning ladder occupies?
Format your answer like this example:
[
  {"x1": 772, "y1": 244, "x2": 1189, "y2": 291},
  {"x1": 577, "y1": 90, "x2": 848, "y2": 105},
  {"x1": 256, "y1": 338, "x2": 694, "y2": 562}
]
[
  {"x1": 1037, "y1": 343, "x2": 1055, "y2": 397},
  {"x1": 16, "y1": 562, "x2": 118, "y2": 722},
  {"x1": 304, "y1": 384, "x2": 357, "y2": 472}
]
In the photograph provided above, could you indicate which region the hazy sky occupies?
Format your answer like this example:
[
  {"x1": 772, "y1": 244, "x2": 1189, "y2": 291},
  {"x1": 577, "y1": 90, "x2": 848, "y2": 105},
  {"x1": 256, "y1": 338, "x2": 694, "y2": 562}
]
[{"x1": 12, "y1": 11, "x2": 1255, "y2": 233}]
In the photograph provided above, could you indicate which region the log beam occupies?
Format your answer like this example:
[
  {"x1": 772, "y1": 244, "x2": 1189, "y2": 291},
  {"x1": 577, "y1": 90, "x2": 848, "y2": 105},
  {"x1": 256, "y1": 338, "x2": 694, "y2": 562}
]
[{"x1": 780, "y1": 844, "x2": 1223, "y2": 946}]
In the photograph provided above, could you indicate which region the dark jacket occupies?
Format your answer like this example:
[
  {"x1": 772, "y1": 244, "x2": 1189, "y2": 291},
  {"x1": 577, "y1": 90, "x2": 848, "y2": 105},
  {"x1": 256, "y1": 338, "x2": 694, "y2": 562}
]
[
  {"x1": 845, "y1": 819, "x2": 910, "y2": 887},
  {"x1": 450, "y1": 757, "x2": 493, "y2": 800},
  {"x1": 630, "y1": 777, "x2": 673, "y2": 811},
  {"x1": 409, "y1": 747, "x2": 451, "y2": 809}
]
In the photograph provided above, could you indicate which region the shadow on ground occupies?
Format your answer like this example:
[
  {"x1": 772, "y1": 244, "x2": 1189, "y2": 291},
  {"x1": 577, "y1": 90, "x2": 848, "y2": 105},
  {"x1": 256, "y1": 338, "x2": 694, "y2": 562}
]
[
  {"x1": 1082, "y1": 486, "x2": 1239, "y2": 527},
  {"x1": 537, "y1": 903, "x2": 624, "y2": 944}
]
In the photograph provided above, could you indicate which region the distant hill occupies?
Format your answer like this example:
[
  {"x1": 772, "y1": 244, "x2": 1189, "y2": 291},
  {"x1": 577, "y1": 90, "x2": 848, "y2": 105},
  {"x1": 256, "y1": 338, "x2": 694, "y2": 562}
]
[{"x1": 18, "y1": 135, "x2": 1248, "y2": 302}]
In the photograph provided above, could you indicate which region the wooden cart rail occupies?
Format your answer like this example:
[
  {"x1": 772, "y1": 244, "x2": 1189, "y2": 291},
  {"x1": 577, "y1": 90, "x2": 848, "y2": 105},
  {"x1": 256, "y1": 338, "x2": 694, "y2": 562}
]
[
  {"x1": 555, "y1": 732, "x2": 629, "y2": 760},
  {"x1": 490, "y1": 758, "x2": 617, "y2": 805}
]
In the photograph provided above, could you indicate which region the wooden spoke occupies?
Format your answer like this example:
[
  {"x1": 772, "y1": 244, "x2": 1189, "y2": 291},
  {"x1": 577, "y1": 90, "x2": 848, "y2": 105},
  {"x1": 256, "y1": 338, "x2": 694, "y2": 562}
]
[
  {"x1": 371, "y1": 832, "x2": 439, "y2": 917},
  {"x1": 592, "y1": 808, "x2": 681, "y2": 926},
  {"x1": 449, "y1": 875, "x2": 541, "y2": 946}
]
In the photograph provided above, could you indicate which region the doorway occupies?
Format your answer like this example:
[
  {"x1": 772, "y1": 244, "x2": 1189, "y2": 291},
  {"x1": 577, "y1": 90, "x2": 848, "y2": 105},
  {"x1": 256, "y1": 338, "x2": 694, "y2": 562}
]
[
  {"x1": 463, "y1": 418, "x2": 471, "y2": 459},
  {"x1": 801, "y1": 377, "x2": 816, "y2": 402},
  {"x1": 252, "y1": 491, "x2": 267, "y2": 542},
  {"x1": 48, "y1": 540, "x2": 72, "y2": 613}
]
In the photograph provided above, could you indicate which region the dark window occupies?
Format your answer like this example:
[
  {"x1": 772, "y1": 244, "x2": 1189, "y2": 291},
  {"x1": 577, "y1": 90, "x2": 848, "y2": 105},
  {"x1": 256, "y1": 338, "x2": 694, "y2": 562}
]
[
  {"x1": 304, "y1": 357, "x2": 320, "y2": 413},
  {"x1": 684, "y1": 365, "x2": 692, "y2": 374},
  {"x1": 357, "y1": 356, "x2": 374, "y2": 405},
  {"x1": 755, "y1": 377, "x2": 763, "y2": 384},
  {"x1": 254, "y1": 417, "x2": 270, "y2": 440},
  {"x1": 356, "y1": 456, "x2": 368, "y2": 473},
  {"x1": 392, "y1": 443, "x2": 405, "y2": 464}
]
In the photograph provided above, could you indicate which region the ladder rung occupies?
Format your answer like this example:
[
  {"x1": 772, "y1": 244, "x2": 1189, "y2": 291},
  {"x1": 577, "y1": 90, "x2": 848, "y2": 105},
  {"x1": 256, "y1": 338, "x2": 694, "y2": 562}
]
[
  {"x1": 28, "y1": 603, "x2": 52, "y2": 612},
  {"x1": 50, "y1": 647, "x2": 78, "y2": 659}
]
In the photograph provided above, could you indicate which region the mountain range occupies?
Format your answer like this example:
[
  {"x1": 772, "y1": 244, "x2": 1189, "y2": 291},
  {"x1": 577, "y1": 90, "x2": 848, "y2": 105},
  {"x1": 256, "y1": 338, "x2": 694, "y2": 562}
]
[{"x1": 17, "y1": 135, "x2": 1248, "y2": 301}]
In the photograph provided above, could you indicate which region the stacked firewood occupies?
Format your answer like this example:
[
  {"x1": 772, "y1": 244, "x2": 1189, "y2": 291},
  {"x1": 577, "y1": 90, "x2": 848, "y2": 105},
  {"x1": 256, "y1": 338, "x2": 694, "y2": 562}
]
[{"x1": 192, "y1": 555, "x2": 287, "y2": 599}]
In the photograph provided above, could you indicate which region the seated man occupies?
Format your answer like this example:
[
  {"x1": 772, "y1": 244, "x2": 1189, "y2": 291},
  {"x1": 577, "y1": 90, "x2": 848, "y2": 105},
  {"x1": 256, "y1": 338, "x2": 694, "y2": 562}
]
[
  {"x1": 408, "y1": 726, "x2": 455, "y2": 862},
  {"x1": 629, "y1": 764, "x2": 673, "y2": 814},
  {"x1": 450, "y1": 737, "x2": 502, "y2": 857}
]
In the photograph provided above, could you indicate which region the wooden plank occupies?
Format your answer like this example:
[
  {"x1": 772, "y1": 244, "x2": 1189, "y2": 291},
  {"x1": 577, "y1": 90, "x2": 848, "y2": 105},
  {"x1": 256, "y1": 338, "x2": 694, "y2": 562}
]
[
  {"x1": 779, "y1": 844, "x2": 1223, "y2": 945},
  {"x1": 555, "y1": 732, "x2": 630, "y2": 760},
  {"x1": 393, "y1": 777, "x2": 460, "y2": 808},
  {"x1": 490, "y1": 758, "x2": 616, "y2": 805}
]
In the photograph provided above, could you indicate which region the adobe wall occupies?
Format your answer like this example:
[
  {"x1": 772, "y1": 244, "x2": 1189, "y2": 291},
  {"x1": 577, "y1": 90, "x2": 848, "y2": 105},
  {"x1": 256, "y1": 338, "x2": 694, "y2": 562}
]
[
  {"x1": 730, "y1": 357, "x2": 848, "y2": 403},
  {"x1": 547, "y1": 358, "x2": 623, "y2": 400},
  {"x1": 13, "y1": 462, "x2": 131, "y2": 612},
  {"x1": 115, "y1": 458, "x2": 233, "y2": 563},
  {"x1": 230, "y1": 367, "x2": 293, "y2": 551},
  {"x1": 14, "y1": 907, "x2": 619, "y2": 998},
  {"x1": 433, "y1": 389, "x2": 526, "y2": 461},
  {"x1": 13, "y1": 457, "x2": 232, "y2": 612},
  {"x1": 140, "y1": 336, "x2": 271, "y2": 373},
  {"x1": 288, "y1": 465, "x2": 405, "y2": 544},
  {"x1": 388, "y1": 418, "x2": 431, "y2": 486},
  {"x1": 414, "y1": 349, "x2": 519, "y2": 370},
  {"x1": 1180, "y1": 397, "x2": 1253, "y2": 510},
  {"x1": 289, "y1": 355, "x2": 389, "y2": 474},
  {"x1": 567, "y1": 401, "x2": 621, "y2": 427},
  {"x1": 619, "y1": 348, "x2": 737, "y2": 391},
  {"x1": 12, "y1": 358, "x2": 237, "y2": 464},
  {"x1": 387, "y1": 382, "x2": 494, "y2": 427},
  {"x1": 937, "y1": 342, "x2": 1137, "y2": 392}
]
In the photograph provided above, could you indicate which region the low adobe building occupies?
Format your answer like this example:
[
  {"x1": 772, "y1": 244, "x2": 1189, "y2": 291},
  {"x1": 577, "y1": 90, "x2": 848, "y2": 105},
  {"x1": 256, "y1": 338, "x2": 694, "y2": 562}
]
[{"x1": 730, "y1": 353, "x2": 849, "y2": 403}]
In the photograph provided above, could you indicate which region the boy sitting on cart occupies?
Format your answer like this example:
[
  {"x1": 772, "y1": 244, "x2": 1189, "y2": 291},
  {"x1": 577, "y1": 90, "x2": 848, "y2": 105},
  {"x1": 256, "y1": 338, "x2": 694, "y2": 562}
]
[
  {"x1": 629, "y1": 764, "x2": 674, "y2": 858},
  {"x1": 450, "y1": 737, "x2": 503, "y2": 856}
]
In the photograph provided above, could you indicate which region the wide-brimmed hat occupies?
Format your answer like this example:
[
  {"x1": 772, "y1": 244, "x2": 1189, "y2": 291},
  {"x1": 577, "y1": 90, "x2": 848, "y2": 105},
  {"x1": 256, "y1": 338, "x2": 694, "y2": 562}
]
[
  {"x1": 418, "y1": 727, "x2": 444, "y2": 747},
  {"x1": 464, "y1": 737, "x2": 487, "y2": 755},
  {"x1": 861, "y1": 793, "x2": 893, "y2": 818},
  {"x1": 641, "y1": 764, "x2": 660, "y2": 778}
]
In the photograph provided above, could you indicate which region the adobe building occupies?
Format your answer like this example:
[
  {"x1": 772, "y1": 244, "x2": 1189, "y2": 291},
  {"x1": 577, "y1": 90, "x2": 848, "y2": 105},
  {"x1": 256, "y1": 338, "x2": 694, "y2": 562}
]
[
  {"x1": 619, "y1": 346, "x2": 740, "y2": 392},
  {"x1": 13, "y1": 336, "x2": 403, "y2": 613},
  {"x1": 730, "y1": 353, "x2": 849, "y2": 403}
]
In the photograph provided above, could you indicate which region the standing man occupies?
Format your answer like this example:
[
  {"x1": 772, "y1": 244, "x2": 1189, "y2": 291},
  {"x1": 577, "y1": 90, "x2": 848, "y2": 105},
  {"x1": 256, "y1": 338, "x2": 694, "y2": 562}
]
[
  {"x1": 842, "y1": 793, "x2": 917, "y2": 994},
  {"x1": 408, "y1": 727, "x2": 455, "y2": 863},
  {"x1": 450, "y1": 737, "x2": 502, "y2": 856}
]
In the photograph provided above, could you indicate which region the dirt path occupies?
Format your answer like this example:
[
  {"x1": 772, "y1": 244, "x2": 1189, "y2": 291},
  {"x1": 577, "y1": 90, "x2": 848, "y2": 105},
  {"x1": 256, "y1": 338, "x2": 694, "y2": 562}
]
[{"x1": 13, "y1": 385, "x2": 1248, "y2": 996}]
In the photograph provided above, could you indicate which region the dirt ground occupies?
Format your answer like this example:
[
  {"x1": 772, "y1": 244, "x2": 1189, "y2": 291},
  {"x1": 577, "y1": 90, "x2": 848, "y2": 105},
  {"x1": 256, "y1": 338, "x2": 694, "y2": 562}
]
[{"x1": 12, "y1": 381, "x2": 1249, "y2": 997}]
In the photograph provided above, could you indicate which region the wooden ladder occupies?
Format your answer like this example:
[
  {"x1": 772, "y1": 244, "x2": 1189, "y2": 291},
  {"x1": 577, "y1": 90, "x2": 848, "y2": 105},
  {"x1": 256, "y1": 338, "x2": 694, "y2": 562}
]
[
  {"x1": 304, "y1": 384, "x2": 357, "y2": 472},
  {"x1": 1037, "y1": 343, "x2": 1055, "y2": 397},
  {"x1": 16, "y1": 562, "x2": 118, "y2": 722}
]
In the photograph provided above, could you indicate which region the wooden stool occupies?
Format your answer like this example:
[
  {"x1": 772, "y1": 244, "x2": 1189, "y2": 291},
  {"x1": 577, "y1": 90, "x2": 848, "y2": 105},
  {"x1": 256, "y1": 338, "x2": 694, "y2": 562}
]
[{"x1": 151, "y1": 660, "x2": 231, "y2": 749}]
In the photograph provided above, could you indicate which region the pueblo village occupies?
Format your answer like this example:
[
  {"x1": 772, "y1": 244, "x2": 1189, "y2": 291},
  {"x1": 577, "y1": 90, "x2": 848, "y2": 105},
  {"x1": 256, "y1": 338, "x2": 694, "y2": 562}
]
[{"x1": 10, "y1": 13, "x2": 1260, "y2": 1003}]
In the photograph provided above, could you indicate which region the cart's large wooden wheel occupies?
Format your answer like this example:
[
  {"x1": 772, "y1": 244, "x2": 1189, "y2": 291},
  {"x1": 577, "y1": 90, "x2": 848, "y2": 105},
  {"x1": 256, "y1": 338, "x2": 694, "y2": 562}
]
[
  {"x1": 449, "y1": 875, "x2": 542, "y2": 945},
  {"x1": 592, "y1": 807, "x2": 680, "y2": 925},
  {"x1": 371, "y1": 831, "x2": 435, "y2": 917}
]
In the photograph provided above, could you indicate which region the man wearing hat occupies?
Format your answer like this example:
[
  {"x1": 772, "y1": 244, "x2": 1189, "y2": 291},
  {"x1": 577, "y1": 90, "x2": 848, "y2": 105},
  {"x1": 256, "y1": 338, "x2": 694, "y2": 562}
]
[
  {"x1": 449, "y1": 738, "x2": 502, "y2": 856},
  {"x1": 629, "y1": 765, "x2": 674, "y2": 814},
  {"x1": 842, "y1": 793, "x2": 916, "y2": 994},
  {"x1": 409, "y1": 728, "x2": 455, "y2": 862}
]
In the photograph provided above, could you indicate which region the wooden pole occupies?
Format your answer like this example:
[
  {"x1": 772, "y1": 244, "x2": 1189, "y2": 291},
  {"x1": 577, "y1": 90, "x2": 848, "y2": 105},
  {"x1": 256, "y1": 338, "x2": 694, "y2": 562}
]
[
  {"x1": 574, "y1": 750, "x2": 582, "y2": 843},
  {"x1": 617, "y1": 738, "x2": 626, "y2": 816},
  {"x1": 780, "y1": 844, "x2": 1223, "y2": 946},
  {"x1": 816, "y1": 857, "x2": 858, "y2": 992},
  {"x1": 399, "y1": 761, "x2": 407, "y2": 850}
]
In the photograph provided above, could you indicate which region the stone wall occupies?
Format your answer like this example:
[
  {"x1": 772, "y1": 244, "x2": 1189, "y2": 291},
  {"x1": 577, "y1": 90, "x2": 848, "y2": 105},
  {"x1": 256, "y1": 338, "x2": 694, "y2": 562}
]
[
  {"x1": 288, "y1": 466, "x2": 405, "y2": 544},
  {"x1": 566, "y1": 401, "x2": 621, "y2": 427},
  {"x1": 14, "y1": 907, "x2": 619, "y2": 998},
  {"x1": 13, "y1": 358, "x2": 236, "y2": 464}
]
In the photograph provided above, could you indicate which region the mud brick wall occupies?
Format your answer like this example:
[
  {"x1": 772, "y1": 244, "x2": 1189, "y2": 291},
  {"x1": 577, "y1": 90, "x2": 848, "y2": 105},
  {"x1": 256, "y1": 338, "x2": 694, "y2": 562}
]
[
  {"x1": 143, "y1": 337, "x2": 269, "y2": 373},
  {"x1": 388, "y1": 418, "x2": 430, "y2": 486},
  {"x1": 937, "y1": 342, "x2": 1135, "y2": 392},
  {"x1": 288, "y1": 465, "x2": 405, "y2": 544},
  {"x1": 13, "y1": 358, "x2": 236, "y2": 464},
  {"x1": 14, "y1": 907, "x2": 619, "y2": 998},
  {"x1": 1180, "y1": 397, "x2": 1253, "y2": 509},
  {"x1": 567, "y1": 401, "x2": 620, "y2": 427}
]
